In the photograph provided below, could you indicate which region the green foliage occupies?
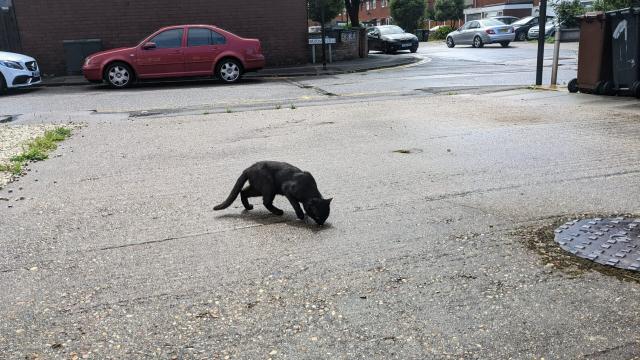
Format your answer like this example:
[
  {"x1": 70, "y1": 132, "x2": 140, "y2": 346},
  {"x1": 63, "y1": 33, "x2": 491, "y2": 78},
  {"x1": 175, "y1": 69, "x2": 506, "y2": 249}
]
[
  {"x1": 308, "y1": 0, "x2": 344, "y2": 23},
  {"x1": 553, "y1": 0, "x2": 585, "y2": 28},
  {"x1": 0, "y1": 162, "x2": 22, "y2": 175},
  {"x1": 430, "y1": 25, "x2": 455, "y2": 40},
  {"x1": 592, "y1": 0, "x2": 633, "y2": 11},
  {"x1": 434, "y1": 0, "x2": 464, "y2": 21},
  {"x1": 390, "y1": 0, "x2": 427, "y2": 33},
  {"x1": 3, "y1": 127, "x2": 72, "y2": 175}
]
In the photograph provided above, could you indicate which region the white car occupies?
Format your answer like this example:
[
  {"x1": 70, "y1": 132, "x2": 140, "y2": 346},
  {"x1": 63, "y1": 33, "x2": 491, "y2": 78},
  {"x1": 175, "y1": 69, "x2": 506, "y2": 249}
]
[{"x1": 0, "y1": 51, "x2": 41, "y2": 94}]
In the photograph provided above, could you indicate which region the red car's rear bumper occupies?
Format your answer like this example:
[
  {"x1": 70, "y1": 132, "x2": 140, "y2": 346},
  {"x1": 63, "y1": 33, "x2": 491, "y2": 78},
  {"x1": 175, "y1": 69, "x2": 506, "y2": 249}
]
[{"x1": 244, "y1": 55, "x2": 265, "y2": 71}]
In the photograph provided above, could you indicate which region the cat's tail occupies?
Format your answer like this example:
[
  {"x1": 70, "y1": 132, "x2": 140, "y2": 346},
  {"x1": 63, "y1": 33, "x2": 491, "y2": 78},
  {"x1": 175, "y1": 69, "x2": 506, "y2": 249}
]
[{"x1": 214, "y1": 172, "x2": 248, "y2": 210}]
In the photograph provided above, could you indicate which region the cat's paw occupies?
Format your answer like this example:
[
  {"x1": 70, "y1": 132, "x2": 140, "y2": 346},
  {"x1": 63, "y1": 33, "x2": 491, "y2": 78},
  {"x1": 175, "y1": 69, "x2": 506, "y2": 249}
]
[{"x1": 243, "y1": 205, "x2": 254, "y2": 211}]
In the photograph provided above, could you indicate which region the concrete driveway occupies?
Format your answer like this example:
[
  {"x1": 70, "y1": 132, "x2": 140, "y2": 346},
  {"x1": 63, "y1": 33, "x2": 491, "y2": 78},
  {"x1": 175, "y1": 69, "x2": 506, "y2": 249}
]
[{"x1": 1, "y1": 86, "x2": 639, "y2": 358}]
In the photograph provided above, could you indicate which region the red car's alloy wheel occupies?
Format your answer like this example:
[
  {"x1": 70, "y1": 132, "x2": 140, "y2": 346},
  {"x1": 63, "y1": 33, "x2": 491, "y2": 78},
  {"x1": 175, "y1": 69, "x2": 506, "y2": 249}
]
[
  {"x1": 106, "y1": 64, "x2": 133, "y2": 88},
  {"x1": 217, "y1": 59, "x2": 242, "y2": 83}
]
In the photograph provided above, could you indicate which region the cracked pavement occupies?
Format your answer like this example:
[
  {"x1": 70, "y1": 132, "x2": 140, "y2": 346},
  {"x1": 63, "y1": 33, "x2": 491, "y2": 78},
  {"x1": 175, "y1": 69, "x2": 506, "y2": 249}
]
[{"x1": 1, "y1": 41, "x2": 640, "y2": 359}]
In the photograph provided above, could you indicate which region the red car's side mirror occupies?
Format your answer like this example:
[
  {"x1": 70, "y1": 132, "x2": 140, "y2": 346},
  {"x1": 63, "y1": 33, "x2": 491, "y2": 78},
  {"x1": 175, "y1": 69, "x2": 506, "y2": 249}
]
[{"x1": 142, "y1": 42, "x2": 157, "y2": 50}]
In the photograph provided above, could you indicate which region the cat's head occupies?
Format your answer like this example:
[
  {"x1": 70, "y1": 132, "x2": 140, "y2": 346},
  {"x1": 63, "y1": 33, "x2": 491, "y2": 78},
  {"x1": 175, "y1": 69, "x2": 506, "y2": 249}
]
[{"x1": 304, "y1": 197, "x2": 332, "y2": 225}]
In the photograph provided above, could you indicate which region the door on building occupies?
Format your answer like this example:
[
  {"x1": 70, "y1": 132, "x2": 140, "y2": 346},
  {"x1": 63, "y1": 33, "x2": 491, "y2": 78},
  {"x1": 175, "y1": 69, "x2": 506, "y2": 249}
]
[
  {"x1": 183, "y1": 27, "x2": 226, "y2": 76},
  {"x1": 136, "y1": 28, "x2": 185, "y2": 78}
]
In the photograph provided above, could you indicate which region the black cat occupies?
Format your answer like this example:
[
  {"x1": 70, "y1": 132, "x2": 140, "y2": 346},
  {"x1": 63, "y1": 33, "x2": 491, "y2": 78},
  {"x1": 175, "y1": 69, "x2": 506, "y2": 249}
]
[{"x1": 214, "y1": 161, "x2": 332, "y2": 225}]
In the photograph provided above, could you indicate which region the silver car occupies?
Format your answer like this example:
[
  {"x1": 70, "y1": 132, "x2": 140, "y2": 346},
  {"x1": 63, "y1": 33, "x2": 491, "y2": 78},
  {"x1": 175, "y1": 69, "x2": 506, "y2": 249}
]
[
  {"x1": 527, "y1": 20, "x2": 558, "y2": 40},
  {"x1": 446, "y1": 19, "x2": 516, "y2": 48}
]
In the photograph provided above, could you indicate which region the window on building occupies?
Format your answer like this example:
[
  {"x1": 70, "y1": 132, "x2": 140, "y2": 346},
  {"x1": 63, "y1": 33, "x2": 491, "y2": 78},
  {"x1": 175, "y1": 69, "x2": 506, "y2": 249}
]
[
  {"x1": 150, "y1": 29, "x2": 184, "y2": 49},
  {"x1": 373, "y1": 0, "x2": 376, "y2": 9}
]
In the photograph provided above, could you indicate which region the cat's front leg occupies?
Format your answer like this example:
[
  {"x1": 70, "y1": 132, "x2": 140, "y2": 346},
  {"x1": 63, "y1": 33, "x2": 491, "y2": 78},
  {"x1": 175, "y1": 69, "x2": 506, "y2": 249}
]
[{"x1": 286, "y1": 195, "x2": 305, "y2": 220}]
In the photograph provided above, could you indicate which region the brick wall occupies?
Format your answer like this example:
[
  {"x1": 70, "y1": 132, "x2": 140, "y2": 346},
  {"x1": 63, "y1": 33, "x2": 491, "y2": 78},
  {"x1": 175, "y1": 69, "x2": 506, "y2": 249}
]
[
  {"x1": 13, "y1": 0, "x2": 308, "y2": 75},
  {"x1": 309, "y1": 29, "x2": 364, "y2": 63}
]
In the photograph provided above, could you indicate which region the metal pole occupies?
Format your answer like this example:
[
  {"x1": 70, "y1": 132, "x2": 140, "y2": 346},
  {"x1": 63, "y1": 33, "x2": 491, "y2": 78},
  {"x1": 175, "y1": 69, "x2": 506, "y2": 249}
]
[
  {"x1": 550, "y1": 25, "x2": 561, "y2": 86},
  {"x1": 536, "y1": 0, "x2": 548, "y2": 85},
  {"x1": 320, "y1": 0, "x2": 327, "y2": 70}
]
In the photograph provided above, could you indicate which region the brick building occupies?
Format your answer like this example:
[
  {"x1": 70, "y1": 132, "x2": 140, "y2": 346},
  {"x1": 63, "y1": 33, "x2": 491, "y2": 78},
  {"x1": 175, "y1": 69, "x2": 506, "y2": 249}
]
[
  {"x1": 358, "y1": 0, "x2": 393, "y2": 26},
  {"x1": 464, "y1": 0, "x2": 540, "y2": 21},
  {"x1": 346, "y1": 0, "x2": 544, "y2": 28},
  {"x1": 12, "y1": 0, "x2": 308, "y2": 75}
]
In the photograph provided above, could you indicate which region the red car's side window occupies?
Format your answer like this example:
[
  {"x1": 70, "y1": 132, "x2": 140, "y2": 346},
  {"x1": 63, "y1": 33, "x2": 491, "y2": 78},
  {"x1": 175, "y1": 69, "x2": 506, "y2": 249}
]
[
  {"x1": 150, "y1": 29, "x2": 184, "y2": 49},
  {"x1": 187, "y1": 28, "x2": 226, "y2": 47}
]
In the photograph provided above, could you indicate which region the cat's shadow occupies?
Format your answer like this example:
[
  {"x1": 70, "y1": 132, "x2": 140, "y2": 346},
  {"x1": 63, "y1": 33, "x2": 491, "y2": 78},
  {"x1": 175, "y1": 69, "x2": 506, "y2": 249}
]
[{"x1": 216, "y1": 210, "x2": 333, "y2": 233}]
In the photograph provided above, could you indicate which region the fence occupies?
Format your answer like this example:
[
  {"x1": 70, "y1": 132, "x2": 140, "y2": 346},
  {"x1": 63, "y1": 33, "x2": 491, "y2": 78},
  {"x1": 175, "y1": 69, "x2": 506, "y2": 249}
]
[
  {"x1": 423, "y1": 19, "x2": 464, "y2": 29},
  {"x1": 0, "y1": 6, "x2": 21, "y2": 52}
]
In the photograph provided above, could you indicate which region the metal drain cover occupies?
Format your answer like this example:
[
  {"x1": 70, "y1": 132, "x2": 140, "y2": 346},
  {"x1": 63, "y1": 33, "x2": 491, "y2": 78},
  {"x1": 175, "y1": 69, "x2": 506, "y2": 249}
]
[{"x1": 554, "y1": 217, "x2": 640, "y2": 272}]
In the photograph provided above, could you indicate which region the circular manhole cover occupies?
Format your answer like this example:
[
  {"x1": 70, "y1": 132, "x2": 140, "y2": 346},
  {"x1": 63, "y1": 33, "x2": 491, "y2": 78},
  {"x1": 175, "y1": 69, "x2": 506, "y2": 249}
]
[{"x1": 554, "y1": 217, "x2": 640, "y2": 272}]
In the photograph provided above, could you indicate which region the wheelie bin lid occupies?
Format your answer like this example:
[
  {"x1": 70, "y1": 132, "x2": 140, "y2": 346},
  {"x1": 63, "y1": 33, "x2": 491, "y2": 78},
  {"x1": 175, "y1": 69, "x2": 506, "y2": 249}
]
[{"x1": 606, "y1": 7, "x2": 640, "y2": 16}]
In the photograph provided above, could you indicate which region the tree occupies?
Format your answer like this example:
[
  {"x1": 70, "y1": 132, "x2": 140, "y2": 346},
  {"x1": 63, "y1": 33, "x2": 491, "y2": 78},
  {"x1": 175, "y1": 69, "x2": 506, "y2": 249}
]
[
  {"x1": 390, "y1": 0, "x2": 427, "y2": 33},
  {"x1": 344, "y1": 0, "x2": 361, "y2": 27},
  {"x1": 592, "y1": 0, "x2": 632, "y2": 11},
  {"x1": 433, "y1": 0, "x2": 464, "y2": 21},
  {"x1": 308, "y1": 0, "x2": 345, "y2": 23},
  {"x1": 552, "y1": 0, "x2": 585, "y2": 28}
]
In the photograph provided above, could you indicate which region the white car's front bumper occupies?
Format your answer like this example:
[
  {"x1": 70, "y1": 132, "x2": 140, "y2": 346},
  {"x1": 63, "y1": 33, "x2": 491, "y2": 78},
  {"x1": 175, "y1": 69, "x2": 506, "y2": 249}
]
[{"x1": 2, "y1": 61, "x2": 41, "y2": 89}]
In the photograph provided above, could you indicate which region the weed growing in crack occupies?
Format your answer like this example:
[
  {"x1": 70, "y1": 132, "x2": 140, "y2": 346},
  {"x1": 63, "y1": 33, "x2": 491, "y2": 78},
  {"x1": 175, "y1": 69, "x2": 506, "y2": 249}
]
[{"x1": 1, "y1": 127, "x2": 72, "y2": 176}]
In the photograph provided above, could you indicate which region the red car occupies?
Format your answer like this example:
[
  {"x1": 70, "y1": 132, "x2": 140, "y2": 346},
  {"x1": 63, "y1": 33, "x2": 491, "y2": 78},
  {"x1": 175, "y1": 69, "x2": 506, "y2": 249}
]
[{"x1": 83, "y1": 25, "x2": 265, "y2": 88}]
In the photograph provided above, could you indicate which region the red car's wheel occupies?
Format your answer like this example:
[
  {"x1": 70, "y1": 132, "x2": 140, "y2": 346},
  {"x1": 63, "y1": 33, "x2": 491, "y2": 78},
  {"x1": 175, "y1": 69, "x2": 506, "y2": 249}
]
[
  {"x1": 104, "y1": 62, "x2": 134, "y2": 89},
  {"x1": 216, "y1": 58, "x2": 243, "y2": 84}
]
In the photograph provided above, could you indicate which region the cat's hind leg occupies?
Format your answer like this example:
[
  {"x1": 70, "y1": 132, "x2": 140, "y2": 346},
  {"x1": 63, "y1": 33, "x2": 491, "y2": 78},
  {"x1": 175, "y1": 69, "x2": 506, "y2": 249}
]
[
  {"x1": 262, "y1": 192, "x2": 284, "y2": 216},
  {"x1": 241, "y1": 186, "x2": 260, "y2": 210}
]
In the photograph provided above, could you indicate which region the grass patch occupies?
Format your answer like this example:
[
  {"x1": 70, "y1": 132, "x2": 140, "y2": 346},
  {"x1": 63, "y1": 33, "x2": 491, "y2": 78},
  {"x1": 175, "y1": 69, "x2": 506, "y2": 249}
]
[
  {"x1": 1, "y1": 127, "x2": 72, "y2": 176},
  {"x1": 0, "y1": 162, "x2": 22, "y2": 175}
]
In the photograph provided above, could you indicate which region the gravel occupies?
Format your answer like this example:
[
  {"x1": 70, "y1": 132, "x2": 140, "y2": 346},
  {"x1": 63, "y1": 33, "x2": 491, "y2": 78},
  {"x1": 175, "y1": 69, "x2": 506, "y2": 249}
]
[{"x1": 0, "y1": 123, "x2": 68, "y2": 188}]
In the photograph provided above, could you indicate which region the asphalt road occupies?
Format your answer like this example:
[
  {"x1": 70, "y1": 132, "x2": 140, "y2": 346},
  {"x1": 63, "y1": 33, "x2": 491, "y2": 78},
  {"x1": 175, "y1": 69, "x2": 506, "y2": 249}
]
[
  {"x1": 1, "y1": 42, "x2": 578, "y2": 124},
  {"x1": 2, "y1": 41, "x2": 640, "y2": 359}
]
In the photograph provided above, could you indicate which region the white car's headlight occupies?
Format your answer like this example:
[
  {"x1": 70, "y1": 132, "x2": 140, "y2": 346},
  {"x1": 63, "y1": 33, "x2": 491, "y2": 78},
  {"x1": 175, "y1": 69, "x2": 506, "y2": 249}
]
[{"x1": 0, "y1": 60, "x2": 24, "y2": 70}]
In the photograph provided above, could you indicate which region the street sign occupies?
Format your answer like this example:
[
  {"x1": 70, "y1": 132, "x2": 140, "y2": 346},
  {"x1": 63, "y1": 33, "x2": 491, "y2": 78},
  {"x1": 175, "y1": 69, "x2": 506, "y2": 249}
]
[{"x1": 308, "y1": 37, "x2": 336, "y2": 45}]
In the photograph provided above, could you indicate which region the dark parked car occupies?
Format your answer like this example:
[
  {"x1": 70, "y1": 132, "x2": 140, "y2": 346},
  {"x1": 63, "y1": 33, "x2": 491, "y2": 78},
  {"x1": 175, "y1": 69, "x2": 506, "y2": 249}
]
[
  {"x1": 491, "y1": 16, "x2": 520, "y2": 25},
  {"x1": 511, "y1": 16, "x2": 554, "y2": 41},
  {"x1": 367, "y1": 25, "x2": 419, "y2": 54}
]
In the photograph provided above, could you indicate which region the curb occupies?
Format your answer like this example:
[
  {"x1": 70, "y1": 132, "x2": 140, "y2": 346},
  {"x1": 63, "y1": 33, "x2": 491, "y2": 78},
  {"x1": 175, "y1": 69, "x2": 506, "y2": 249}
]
[{"x1": 41, "y1": 56, "x2": 422, "y2": 87}]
